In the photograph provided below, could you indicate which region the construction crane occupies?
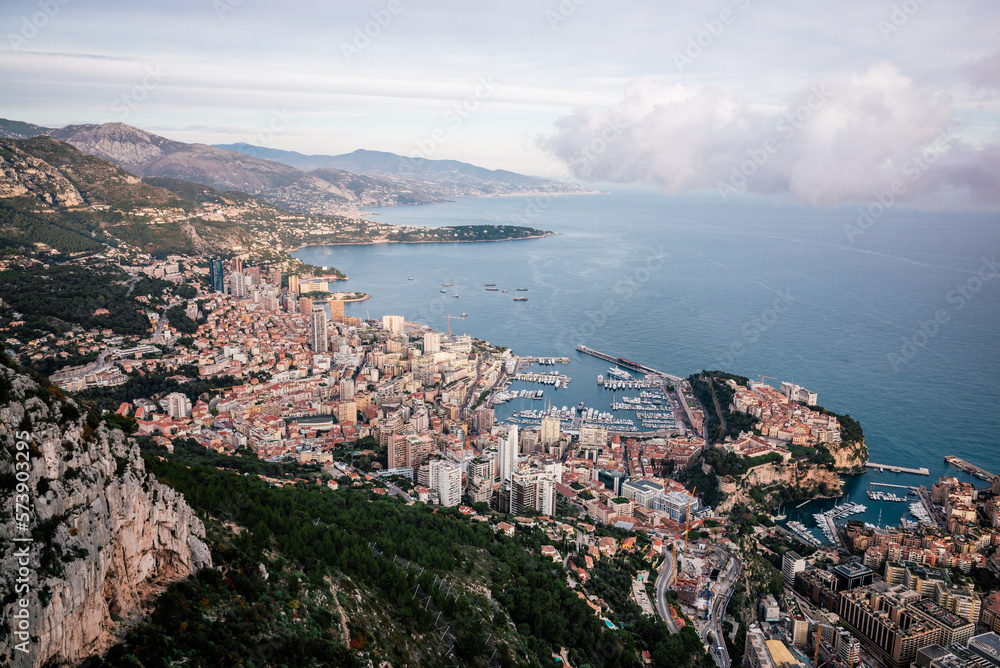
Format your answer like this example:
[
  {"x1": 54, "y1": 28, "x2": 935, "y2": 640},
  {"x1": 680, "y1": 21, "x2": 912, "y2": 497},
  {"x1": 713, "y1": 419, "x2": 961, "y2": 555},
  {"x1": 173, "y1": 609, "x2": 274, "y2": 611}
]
[
  {"x1": 443, "y1": 314, "x2": 465, "y2": 336},
  {"x1": 683, "y1": 486, "x2": 696, "y2": 550},
  {"x1": 757, "y1": 374, "x2": 777, "y2": 385}
]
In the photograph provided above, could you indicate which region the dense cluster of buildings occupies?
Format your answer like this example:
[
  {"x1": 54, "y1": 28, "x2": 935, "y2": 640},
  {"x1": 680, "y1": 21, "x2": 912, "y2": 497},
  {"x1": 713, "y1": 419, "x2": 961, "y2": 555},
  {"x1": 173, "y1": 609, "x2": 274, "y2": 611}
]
[
  {"x1": 732, "y1": 380, "x2": 841, "y2": 446},
  {"x1": 755, "y1": 465, "x2": 1000, "y2": 668},
  {"x1": 762, "y1": 543, "x2": 1000, "y2": 668}
]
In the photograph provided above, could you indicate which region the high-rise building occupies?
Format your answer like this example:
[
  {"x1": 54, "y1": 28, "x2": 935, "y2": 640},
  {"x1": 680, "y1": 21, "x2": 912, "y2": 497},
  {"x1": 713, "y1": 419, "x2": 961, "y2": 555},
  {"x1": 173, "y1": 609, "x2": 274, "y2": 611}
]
[
  {"x1": 328, "y1": 298, "x2": 345, "y2": 322},
  {"x1": 166, "y1": 392, "x2": 192, "y2": 418},
  {"x1": 287, "y1": 274, "x2": 300, "y2": 297},
  {"x1": 337, "y1": 401, "x2": 357, "y2": 425},
  {"x1": 510, "y1": 468, "x2": 555, "y2": 516},
  {"x1": 540, "y1": 415, "x2": 560, "y2": 445},
  {"x1": 499, "y1": 425, "x2": 518, "y2": 483},
  {"x1": 339, "y1": 378, "x2": 355, "y2": 400},
  {"x1": 782, "y1": 551, "x2": 808, "y2": 587},
  {"x1": 311, "y1": 306, "x2": 329, "y2": 353},
  {"x1": 429, "y1": 459, "x2": 462, "y2": 507},
  {"x1": 470, "y1": 457, "x2": 495, "y2": 483},
  {"x1": 268, "y1": 267, "x2": 282, "y2": 287},
  {"x1": 230, "y1": 256, "x2": 243, "y2": 273},
  {"x1": 472, "y1": 407, "x2": 495, "y2": 434},
  {"x1": 229, "y1": 271, "x2": 247, "y2": 298},
  {"x1": 423, "y1": 331, "x2": 441, "y2": 354},
  {"x1": 382, "y1": 315, "x2": 404, "y2": 336},
  {"x1": 209, "y1": 257, "x2": 225, "y2": 292},
  {"x1": 467, "y1": 456, "x2": 496, "y2": 505}
]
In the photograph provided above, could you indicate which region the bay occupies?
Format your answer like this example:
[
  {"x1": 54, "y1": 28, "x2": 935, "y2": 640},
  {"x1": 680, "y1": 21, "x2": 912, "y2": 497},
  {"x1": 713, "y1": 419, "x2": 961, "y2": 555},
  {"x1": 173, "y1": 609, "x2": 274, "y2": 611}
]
[{"x1": 293, "y1": 191, "x2": 1000, "y2": 537}]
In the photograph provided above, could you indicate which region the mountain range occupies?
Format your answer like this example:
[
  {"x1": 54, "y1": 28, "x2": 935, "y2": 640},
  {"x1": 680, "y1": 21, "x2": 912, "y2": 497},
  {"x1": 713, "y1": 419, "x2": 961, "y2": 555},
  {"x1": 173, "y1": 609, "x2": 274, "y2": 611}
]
[
  {"x1": 0, "y1": 119, "x2": 589, "y2": 216},
  {"x1": 215, "y1": 143, "x2": 589, "y2": 199}
]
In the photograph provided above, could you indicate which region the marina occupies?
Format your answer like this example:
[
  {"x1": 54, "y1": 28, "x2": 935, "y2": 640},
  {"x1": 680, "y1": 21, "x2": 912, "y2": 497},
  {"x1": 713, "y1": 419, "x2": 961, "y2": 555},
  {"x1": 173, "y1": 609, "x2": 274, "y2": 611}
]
[
  {"x1": 909, "y1": 501, "x2": 932, "y2": 524},
  {"x1": 866, "y1": 486, "x2": 907, "y2": 502},
  {"x1": 512, "y1": 371, "x2": 572, "y2": 388},
  {"x1": 519, "y1": 356, "x2": 570, "y2": 365},
  {"x1": 812, "y1": 502, "x2": 867, "y2": 545},
  {"x1": 786, "y1": 521, "x2": 823, "y2": 547}
]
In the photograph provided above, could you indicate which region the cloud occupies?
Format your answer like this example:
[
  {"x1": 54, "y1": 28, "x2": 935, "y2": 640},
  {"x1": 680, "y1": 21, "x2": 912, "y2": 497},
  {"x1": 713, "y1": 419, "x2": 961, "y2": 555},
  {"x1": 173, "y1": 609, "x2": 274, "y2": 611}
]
[
  {"x1": 540, "y1": 62, "x2": 1000, "y2": 209},
  {"x1": 965, "y1": 49, "x2": 1000, "y2": 90}
]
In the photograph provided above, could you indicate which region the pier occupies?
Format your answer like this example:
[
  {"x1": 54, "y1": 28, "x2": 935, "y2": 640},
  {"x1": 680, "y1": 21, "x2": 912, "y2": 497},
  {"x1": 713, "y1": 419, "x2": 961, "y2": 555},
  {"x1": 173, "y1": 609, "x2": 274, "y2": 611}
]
[
  {"x1": 944, "y1": 456, "x2": 997, "y2": 483},
  {"x1": 576, "y1": 344, "x2": 682, "y2": 382},
  {"x1": 869, "y1": 482, "x2": 919, "y2": 490},
  {"x1": 865, "y1": 463, "x2": 929, "y2": 475}
]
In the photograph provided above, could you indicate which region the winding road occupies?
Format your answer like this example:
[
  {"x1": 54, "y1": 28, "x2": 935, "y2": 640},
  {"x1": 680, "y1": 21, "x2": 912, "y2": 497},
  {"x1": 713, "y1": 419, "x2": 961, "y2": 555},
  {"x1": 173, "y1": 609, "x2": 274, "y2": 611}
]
[{"x1": 653, "y1": 542, "x2": 680, "y2": 633}]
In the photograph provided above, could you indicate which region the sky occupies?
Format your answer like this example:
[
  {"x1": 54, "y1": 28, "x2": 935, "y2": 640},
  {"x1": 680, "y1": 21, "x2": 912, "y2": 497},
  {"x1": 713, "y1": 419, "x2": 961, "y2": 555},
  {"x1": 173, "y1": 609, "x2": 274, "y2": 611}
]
[{"x1": 2, "y1": 0, "x2": 998, "y2": 209}]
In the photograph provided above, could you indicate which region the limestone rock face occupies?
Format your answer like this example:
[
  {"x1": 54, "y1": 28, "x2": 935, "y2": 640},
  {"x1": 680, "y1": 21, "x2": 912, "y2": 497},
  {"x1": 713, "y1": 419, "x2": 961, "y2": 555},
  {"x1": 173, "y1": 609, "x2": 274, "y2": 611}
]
[
  {"x1": 0, "y1": 361, "x2": 210, "y2": 667},
  {"x1": 0, "y1": 145, "x2": 85, "y2": 206},
  {"x1": 717, "y1": 461, "x2": 844, "y2": 514},
  {"x1": 829, "y1": 438, "x2": 868, "y2": 473}
]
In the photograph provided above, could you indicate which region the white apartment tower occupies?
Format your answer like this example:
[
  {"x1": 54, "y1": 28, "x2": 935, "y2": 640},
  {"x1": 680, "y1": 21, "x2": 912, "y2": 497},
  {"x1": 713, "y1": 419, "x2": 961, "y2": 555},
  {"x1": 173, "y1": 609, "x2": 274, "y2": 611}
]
[
  {"x1": 540, "y1": 415, "x2": 561, "y2": 445},
  {"x1": 429, "y1": 459, "x2": 462, "y2": 507},
  {"x1": 499, "y1": 425, "x2": 519, "y2": 483},
  {"x1": 165, "y1": 392, "x2": 192, "y2": 419},
  {"x1": 382, "y1": 315, "x2": 404, "y2": 336},
  {"x1": 311, "y1": 306, "x2": 329, "y2": 353},
  {"x1": 423, "y1": 331, "x2": 441, "y2": 354}
]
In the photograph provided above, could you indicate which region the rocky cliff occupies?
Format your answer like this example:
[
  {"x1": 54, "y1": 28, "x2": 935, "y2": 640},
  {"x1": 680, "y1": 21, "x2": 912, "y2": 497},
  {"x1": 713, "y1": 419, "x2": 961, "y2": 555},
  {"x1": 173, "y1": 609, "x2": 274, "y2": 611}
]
[
  {"x1": 0, "y1": 357, "x2": 210, "y2": 667},
  {"x1": 829, "y1": 437, "x2": 868, "y2": 474},
  {"x1": 717, "y1": 461, "x2": 844, "y2": 514}
]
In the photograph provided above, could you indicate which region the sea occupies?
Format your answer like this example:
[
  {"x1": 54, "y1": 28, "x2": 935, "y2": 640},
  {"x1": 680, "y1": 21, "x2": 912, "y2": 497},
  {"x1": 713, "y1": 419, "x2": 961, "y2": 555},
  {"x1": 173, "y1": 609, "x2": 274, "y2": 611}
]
[{"x1": 293, "y1": 190, "x2": 1000, "y2": 540}]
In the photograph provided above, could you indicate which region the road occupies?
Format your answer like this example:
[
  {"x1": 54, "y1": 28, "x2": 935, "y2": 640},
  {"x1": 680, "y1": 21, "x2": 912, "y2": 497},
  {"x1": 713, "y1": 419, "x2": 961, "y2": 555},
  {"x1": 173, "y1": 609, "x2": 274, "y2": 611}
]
[
  {"x1": 149, "y1": 303, "x2": 172, "y2": 342},
  {"x1": 689, "y1": 544, "x2": 740, "y2": 668},
  {"x1": 383, "y1": 478, "x2": 413, "y2": 503},
  {"x1": 653, "y1": 542, "x2": 680, "y2": 633},
  {"x1": 460, "y1": 358, "x2": 485, "y2": 411},
  {"x1": 91, "y1": 348, "x2": 116, "y2": 374},
  {"x1": 706, "y1": 551, "x2": 740, "y2": 668}
]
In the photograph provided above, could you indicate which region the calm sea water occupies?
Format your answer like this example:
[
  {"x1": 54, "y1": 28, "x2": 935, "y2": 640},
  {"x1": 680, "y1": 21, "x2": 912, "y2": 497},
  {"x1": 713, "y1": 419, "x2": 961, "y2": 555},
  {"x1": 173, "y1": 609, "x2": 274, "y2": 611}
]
[{"x1": 293, "y1": 191, "x2": 1000, "y2": 536}]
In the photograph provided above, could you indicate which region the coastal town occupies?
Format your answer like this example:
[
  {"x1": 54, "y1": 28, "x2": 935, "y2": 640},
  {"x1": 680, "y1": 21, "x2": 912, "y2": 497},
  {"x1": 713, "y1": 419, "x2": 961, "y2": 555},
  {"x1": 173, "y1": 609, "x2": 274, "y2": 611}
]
[{"x1": 5, "y1": 250, "x2": 1000, "y2": 668}]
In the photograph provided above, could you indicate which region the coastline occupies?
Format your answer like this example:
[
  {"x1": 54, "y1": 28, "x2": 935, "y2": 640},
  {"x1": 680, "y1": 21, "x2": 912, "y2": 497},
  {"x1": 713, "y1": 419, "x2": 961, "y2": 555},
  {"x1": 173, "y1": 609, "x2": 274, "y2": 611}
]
[{"x1": 290, "y1": 231, "x2": 556, "y2": 253}]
